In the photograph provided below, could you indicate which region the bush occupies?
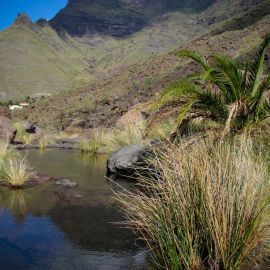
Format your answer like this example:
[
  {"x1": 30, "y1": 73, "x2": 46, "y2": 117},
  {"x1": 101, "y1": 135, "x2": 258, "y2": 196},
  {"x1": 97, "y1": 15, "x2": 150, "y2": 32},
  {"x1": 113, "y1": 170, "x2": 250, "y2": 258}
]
[
  {"x1": 119, "y1": 136, "x2": 270, "y2": 270},
  {"x1": 4, "y1": 158, "x2": 34, "y2": 188},
  {"x1": 0, "y1": 141, "x2": 19, "y2": 178}
]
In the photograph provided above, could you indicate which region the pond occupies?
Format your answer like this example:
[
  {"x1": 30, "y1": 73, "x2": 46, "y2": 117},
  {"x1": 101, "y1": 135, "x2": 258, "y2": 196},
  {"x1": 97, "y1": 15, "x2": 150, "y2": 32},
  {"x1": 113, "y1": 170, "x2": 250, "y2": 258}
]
[{"x1": 0, "y1": 149, "x2": 151, "y2": 270}]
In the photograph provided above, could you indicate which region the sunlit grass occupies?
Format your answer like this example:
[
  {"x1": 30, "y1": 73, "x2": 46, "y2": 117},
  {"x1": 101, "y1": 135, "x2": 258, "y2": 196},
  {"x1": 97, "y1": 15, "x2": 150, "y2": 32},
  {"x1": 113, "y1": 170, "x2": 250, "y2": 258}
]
[
  {"x1": 114, "y1": 119, "x2": 146, "y2": 147},
  {"x1": 79, "y1": 138, "x2": 104, "y2": 154},
  {"x1": 13, "y1": 121, "x2": 35, "y2": 145},
  {"x1": 118, "y1": 135, "x2": 270, "y2": 270},
  {"x1": 78, "y1": 119, "x2": 146, "y2": 154},
  {"x1": 4, "y1": 159, "x2": 34, "y2": 188},
  {"x1": 0, "y1": 140, "x2": 19, "y2": 179},
  {"x1": 21, "y1": 133, "x2": 35, "y2": 145},
  {"x1": 54, "y1": 131, "x2": 80, "y2": 140},
  {"x1": 39, "y1": 134, "x2": 52, "y2": 150}
]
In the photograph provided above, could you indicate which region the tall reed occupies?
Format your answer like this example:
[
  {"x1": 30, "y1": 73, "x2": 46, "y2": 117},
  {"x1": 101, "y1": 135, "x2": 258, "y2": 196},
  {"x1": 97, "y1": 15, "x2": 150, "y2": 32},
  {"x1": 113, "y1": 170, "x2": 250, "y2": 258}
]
[
  {"x1": 0, "y1": 140, "x2": 19, "y2": 178},
  {"x1": 118, "y1": 136, "x2": 270, "y2": 270}
]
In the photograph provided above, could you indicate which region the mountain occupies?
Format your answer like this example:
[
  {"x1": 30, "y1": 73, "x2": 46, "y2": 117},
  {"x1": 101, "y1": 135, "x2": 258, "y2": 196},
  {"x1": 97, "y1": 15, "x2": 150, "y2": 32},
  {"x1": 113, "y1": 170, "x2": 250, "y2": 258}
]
[
  {"x1": 16, "y1": 0, "x2": 270, "y2": 130},
  {"x1": 0, "y1": 0, "x2": 214, "y2": 101},
  {"x1": 0, "y1": 13, "x2": 91, "y2": 101},
  {"x1": 1, "y1": 0, "x2": 270, "y2": 103},
  {"x1": 50, "y1": 0, "x2": 214, "y2": 37}
]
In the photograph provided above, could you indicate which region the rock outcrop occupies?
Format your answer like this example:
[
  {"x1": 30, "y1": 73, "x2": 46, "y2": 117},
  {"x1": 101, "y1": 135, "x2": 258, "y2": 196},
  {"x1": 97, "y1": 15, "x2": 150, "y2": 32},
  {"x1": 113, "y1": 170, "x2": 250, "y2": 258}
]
[
  {"x1": 0, "y1": 106, "x2": 11, "y2": 119},
  {"x1": 0, "y1": 106, "x2": 16, "y2": 143},
  {"x1": 0, "y1": 116, "x2": 16, "y2": 143},
  {"x1": 22, "y1": 121, "x2": 40, "y2": 134},
  {"x1": 107, "y1": 144, "x2": 148, "y2": 176},
  {"x1": 50, "y1": 0, "x2": 214, "y2": 37},
  {"x1": 13, "y1": 12, "x2": 37, "y2": 30}
]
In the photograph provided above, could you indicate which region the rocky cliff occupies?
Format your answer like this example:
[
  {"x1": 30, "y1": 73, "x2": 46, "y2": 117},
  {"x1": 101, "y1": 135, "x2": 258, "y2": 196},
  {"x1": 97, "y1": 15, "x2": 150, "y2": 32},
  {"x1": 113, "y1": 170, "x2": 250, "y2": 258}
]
[{"x1": 50, "y1": 0, "x2": 214, "y2": 37}]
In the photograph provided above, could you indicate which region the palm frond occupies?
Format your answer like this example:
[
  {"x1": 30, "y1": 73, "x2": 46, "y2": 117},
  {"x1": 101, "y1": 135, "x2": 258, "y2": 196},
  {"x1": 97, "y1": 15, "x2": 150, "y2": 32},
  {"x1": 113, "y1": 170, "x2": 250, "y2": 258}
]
[
  {"x1": 178, "y1": 50, "x2": 209, "y2": 70},
  {"x1": 241, "y1": 63, "x2": 250, "y2": 91},
  {"x1": 212, "y1": 54, "x2": 243, "y2": 102},
  {"x1": 150, "y1": 35, "x2": 270, "y2": 136},
  {"x1": 194, "y1": 90, "x2": 227, "y2": 119},
  {"x1": 248, "y1": 35, "x2": 270, "y2": 96},
  {"x1": 199, "y1": 67, "x2": 215, "y2": 81},
  {"x1": 249, "y1": 74, "x2": 270, "y2": 117},
  {"x1": 149, "y1": 80, "x2": 203, "y2": 112},
  {"x1": 176, "y1": 102, "x2": 195, "y2": 125}
]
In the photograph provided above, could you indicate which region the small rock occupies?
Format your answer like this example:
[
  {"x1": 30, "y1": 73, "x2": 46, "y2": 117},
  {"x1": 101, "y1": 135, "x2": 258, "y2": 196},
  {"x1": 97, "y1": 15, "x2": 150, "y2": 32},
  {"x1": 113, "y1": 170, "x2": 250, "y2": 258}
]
[
  {"x1": 55, "y1": 178, "x2": 78, "y2": 188},
  {"x1": 56, "y1": 137, "x2": 82, "y2": 144},
  {"x1": 22, "y1": 121, "x2": 40, "y2": 134},
  {"x1": 28, "y1": 173, "x2": 55, "y2": 186},
  {"x1": 55, "y1": 190, "x2": 82, "y2": 203}
]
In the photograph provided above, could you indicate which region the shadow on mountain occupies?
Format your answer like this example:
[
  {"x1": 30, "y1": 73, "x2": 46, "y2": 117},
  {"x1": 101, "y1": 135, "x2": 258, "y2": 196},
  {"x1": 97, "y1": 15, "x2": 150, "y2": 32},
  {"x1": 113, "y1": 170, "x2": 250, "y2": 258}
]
[{"x1": 50, "y1": 0, "x2": 214, "y2": 37}]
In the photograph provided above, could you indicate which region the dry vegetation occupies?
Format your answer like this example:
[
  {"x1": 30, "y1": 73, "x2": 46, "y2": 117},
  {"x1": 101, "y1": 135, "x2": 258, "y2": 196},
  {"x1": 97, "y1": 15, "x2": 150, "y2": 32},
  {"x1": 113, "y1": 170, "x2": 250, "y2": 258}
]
[
  {"x1": 0, "y1": 140, "x2": 33, "y2": 187},
  {"x1": 78, "y1": 118, "x2": 146, "y2": 154},
  {"x1": 118, "y1": 135, "x2": 270, "y2": 270}
]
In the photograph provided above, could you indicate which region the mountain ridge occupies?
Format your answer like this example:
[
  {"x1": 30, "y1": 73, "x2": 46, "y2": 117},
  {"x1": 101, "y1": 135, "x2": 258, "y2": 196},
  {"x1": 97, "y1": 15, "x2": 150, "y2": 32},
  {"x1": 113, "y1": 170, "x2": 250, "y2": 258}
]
[
  {"x1": 15, "y1": 0, "x2": 270, "y2": 129},
  {"x1": 1, "y1": 0, "x2": 269, "y2": 102},
  {"x1": 50, "y1": 0, "x2": 214, "y2": 37}
]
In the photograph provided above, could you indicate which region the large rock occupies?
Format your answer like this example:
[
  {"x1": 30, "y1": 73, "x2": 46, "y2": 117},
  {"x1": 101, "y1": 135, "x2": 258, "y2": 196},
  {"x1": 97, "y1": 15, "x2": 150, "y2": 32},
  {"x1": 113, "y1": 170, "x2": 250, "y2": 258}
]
[
  {"x1": 0, "y1": 116, "x2": 17, "y2": 143},
  {"x1": 107, "y1": 144, "x2": 148, "y2": 176},
  {"x1": 0, "y1": 106, "x2": 11, "y2": 118}
]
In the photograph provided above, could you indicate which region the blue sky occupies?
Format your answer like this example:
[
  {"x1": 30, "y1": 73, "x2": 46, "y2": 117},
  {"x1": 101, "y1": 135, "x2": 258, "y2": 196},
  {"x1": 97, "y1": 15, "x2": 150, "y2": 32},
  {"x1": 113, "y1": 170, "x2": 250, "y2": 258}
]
[{"x1": 0, "y1": 0, "x2": 68, "y2": 30}]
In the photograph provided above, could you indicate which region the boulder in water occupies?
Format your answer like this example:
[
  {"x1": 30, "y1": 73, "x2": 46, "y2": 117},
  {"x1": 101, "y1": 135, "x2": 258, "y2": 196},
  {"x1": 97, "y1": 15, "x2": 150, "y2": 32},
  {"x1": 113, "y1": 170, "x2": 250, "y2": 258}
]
[{"x1": 107, "y1": 144, "x2": 148, "y2": 177}]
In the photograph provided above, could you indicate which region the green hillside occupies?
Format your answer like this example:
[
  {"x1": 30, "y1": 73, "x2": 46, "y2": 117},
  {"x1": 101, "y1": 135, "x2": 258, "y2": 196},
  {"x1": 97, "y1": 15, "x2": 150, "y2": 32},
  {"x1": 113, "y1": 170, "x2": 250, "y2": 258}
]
[
  {"x1": 1, "y1": 0, "x2": 269, "y2": 103},
  {"x1": 0, "y1": 18, "x2": 91, "y2": 101},
  {"x1": 16, "y1": 3, "x2": 270, "y2": 129},
  {"x1": 0, "y1": 11, "x2": 206, "y2": 101}
]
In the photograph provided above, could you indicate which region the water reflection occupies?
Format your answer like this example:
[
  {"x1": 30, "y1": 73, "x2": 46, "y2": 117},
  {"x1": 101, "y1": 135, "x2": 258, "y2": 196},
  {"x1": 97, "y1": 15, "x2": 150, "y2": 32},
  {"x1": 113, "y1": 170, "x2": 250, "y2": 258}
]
[
  {"x1": 80, "y1": 153, "x2": 105, "y2": 168},
  {"x1": 48, "y1": 203, "x2": 139, "y2": 252},
  {"x1": 0, "y1": 189, "x2": 32, "y2": 219},
  {"x1": 0, "y1": 149, "x2": 150, "y2": 270}
]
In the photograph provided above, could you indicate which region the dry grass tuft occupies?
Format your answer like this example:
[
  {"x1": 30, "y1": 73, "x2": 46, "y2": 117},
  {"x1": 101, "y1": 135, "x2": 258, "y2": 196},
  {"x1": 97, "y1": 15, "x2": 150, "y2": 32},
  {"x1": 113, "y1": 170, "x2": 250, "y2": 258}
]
[
  {"x1": 4, "y1": 159, "x2": 34, "y2": 188},
  {"x1": 0, "y1": 141, "x2": 19, "y2": 178},
  {"x1": 118, "y1": 136, "x2": 270, "y2": 270}
]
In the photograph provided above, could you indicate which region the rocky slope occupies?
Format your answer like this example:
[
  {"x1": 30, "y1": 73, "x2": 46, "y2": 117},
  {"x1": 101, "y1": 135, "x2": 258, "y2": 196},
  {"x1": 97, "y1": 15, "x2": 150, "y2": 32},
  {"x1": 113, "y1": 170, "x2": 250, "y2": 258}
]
[
  {"x1": 0, "y1": 13, "x2": 91, "y2": 101},
  {"x1": 0, "y1": 2, "x2": 212, "y2": 101},
  {"x1": 16, "y1": 0, "x2": 270, "y2": 130},
  {"x1": 1, "y1": 0, "x2": 269, "y2": 104},
  {"x1": 50, "y1": 0, "x2": 214, "y2": 37}
]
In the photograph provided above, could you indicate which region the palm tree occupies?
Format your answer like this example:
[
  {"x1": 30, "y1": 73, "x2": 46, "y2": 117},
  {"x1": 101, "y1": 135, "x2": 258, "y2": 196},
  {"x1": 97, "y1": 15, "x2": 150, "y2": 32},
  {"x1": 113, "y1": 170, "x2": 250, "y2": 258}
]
[{"x1": 152, "y1": 35, "x2": 270, "y2": 137}]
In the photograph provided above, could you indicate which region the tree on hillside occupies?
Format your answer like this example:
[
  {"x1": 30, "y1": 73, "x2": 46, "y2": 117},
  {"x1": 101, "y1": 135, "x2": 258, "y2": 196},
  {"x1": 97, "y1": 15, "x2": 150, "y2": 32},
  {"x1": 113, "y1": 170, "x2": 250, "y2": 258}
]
[{"x1": 151, "y1": 35, "x2": 270, "y2": 137}]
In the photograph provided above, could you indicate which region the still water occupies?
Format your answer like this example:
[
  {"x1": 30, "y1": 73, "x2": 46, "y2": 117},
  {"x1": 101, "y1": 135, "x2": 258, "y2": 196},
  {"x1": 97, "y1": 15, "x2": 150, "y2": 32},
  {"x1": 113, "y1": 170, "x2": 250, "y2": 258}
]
[{"x1": 0, "y1": 149, "x2": 150, "y2": 270}]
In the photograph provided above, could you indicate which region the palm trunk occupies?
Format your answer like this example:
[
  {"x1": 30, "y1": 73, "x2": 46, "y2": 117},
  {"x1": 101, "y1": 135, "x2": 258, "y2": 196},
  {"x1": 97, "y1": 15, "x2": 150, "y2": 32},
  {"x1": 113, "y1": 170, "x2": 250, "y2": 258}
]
[{"x1": 222, "y1": 102, "x2": 239, "y2": 137}]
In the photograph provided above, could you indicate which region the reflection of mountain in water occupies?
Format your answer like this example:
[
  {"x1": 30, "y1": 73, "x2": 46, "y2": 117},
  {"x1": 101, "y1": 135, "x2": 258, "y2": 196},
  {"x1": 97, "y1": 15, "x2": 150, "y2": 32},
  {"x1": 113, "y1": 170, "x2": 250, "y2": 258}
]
[
  {"x1": 0, "y1": 149, "x2": 150, "y2": 269},
  {"x1": 48, "y1": 203, "x2": 140, "y2": 252}
]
